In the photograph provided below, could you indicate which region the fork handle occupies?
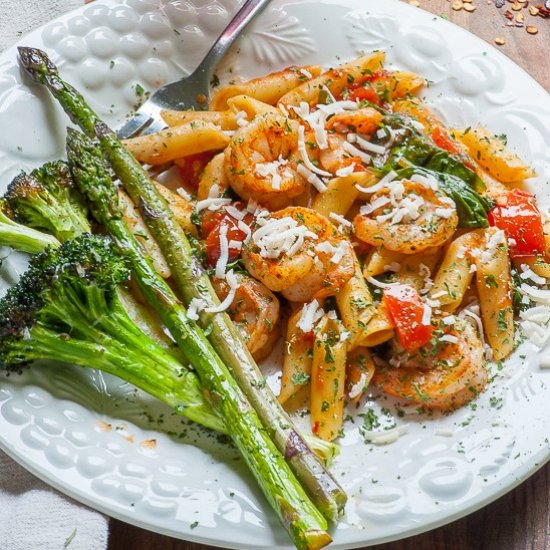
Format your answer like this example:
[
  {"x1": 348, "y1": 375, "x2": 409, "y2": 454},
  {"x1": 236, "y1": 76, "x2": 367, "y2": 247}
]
[{"x1": 193, "y1": 0, "x2": 272, "y2": 80}]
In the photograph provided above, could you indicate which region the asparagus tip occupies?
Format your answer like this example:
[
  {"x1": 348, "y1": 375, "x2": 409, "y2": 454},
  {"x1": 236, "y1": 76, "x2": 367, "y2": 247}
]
[{"x1": 18, "y1": 47, "x2": 57, "y2": 80}]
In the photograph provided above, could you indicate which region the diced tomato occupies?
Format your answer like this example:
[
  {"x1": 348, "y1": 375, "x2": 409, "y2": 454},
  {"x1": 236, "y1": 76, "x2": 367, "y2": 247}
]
[
  {"x1": 362, "y1": 69, "x2": 390, "y2": 83},
  {"x1": 177, "y1": 152, "x2": 216, "y2": 190},
  {"x1": 488, "y1": 189, "x2": 546, "y2": 258},
  {"x1": 348, "y1": 86, "x2": 382, "y2": 106},
  {"x1": 200, "y1": 210, "x2": 226, "y2": 237},
  {"x1": 431, "y1": 126, "x2": 461, "y2": 156},
  {"x1": 203, "y1": 205, "x2": 254, "y2": 267},
  {"x1": 382, "y1": 284, "x2": 433, "y2": 352}
]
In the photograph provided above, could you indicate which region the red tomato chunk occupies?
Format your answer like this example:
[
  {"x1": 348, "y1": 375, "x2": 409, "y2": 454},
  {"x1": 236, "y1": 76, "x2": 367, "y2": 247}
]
[{"x1": 383, "y1": 284, "x2": 433, "y2": 352}]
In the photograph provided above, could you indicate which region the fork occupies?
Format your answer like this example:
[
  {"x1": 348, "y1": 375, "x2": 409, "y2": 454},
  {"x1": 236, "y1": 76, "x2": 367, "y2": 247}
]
[{"x1": 117, "y1": 0, "x2": 272, "y2": 139}]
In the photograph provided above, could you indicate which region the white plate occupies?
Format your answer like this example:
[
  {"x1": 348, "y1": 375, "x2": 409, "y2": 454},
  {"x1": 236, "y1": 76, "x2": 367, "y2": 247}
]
[{"x1": 1, "y1": 0, "x2": 549, "y2": 548}]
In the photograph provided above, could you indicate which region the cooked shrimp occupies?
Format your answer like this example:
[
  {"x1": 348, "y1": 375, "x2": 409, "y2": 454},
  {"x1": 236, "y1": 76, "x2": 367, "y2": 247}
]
[
  {"x1": 325, "y1": 107, "x2": 383, "y2": 135},
  {"x1": 354, "y1": 180, "x2": 458, "y2": 254},
  {"x1": 373, "y1": 318, "x2": 487, "y2": 411},
  {"x1": 318, "y1": 134, "x2": 363, "y2": 174},
  {"x1": 211, "y1": 273, "x2": 280, "y2": 361},
  {"x1": 224, "y1": 113, "x2": 309, "y2": 209},
  {"x1": 242, "y1": 207, "x2": 355, "y2": 302}
]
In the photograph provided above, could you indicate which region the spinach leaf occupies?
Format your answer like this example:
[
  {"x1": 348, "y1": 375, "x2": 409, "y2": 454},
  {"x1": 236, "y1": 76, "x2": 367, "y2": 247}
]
[{"x1": 425, "y1": 150, "x2": 486, "y2": 193}]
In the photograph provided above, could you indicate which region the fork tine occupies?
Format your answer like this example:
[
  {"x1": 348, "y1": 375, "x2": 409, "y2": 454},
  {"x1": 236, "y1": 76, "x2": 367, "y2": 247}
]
[
  {"x1": 139, "y1": 118, "x2": 168, "y2": 137},
  {"x1": 116, "y1": 111, "x2": 154, "y2": 140}
]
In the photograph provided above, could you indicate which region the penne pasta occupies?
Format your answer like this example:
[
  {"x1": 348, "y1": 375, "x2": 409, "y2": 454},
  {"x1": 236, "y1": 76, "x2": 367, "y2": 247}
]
[
  {"x1": 310, "y1": 314, "x2": 347, "y2": 441},
  {"x1": 345, "y1": 347, "x2": 375, "y2": 403},
  {"x1": 161, "y1": 109, "x2": 239, "y2": 130},
  {"x1": 118, "y1": 188, "x2": 171, "y2": 279},
  {"x1": 430, "y1": 231, "x2": 484, "y2": 311},
  {"x1": 312, "y1": 173, "x2": 360, "y2": 218},
  {"x1": 360, "y1": 304, "x2": 394, "y2": 347},
  {"x1": 278, "y1": 52, "x2": 385, "y2": 107},
  {"x1": 123, "y1": 121, "x2": 230, "y2": 165},
  {"x1": 336, "y1": 253, "x2": 375, "y2": 351},
  {"x1": 474, "y1": 228, "x2": 515, "y2": 360},
  {"x1": 154, "y1": 181, "x2": 198, "y2": 237},
  {"x1": 210, "y1": 65, "x2": 323, "y2": 110},
  {"x1": 457, "y1": 126, "x2": 536, "y2": 183},
  {"x1": 226, "y1": 95, "x2": 279, "y2": 118},
  {"x1": 196, "y1": 152, "x2": 229, "y2": 200},
  {"x1": 279, "y1": 308, "x2": 314, "y2": 405}
]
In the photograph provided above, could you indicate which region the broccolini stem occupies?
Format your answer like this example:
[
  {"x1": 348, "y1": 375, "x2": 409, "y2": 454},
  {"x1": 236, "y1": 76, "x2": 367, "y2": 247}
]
[
  {"x1": 19, "y1": 45, "x2": 347, "y2": 522},
  {"x1": 0, "y1": 208, "x2": 60, "y2": 253},
  {"x1": 19, "y1": 323, "x2": 224, "y2": 433},
  {"x1": 66, "y1": 129, "x2": 331, "y2": 549}
]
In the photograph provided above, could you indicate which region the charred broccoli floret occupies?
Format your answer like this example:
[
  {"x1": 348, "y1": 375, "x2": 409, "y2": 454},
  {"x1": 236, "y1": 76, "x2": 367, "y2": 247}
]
[
  {"x1": 4, "y1": 161, "x2": 90, "y2": 241},
  {"x1": 0, "y1": 233, "x2": 224, "y2": 433}
]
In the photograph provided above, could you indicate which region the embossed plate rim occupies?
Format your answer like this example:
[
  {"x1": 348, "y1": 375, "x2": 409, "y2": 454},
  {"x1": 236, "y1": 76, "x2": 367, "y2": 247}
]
[{"x1": 0, "y1": 0, "x2": 549, "y2": 548}]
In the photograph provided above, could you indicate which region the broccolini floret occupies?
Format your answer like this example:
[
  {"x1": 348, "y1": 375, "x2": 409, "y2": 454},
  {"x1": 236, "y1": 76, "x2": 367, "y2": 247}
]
[
  {"x1": 4, "y1": 161, "x2": 90, "y2": 241},
  {"x1": 0, "y1": 233, "x2": 225, "y2": 433}
]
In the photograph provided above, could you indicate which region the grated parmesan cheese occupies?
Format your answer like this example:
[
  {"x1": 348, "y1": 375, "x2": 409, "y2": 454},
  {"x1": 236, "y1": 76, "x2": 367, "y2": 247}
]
[
  {"x1": 366, "y1": 276, "x2": 400, "y2": 289},
  {"x1": 205, "y1": 270, "x2": 239, "y2": 314},
  {"x1": 296, "y1": 299, "x2": 325, "y2": 332},
  {"x1": 187, "y1": 298, "x2": 207, "y2": 321},
  {"x1": 215, "y1": 223, "x2": 229, "y2": 278},
  {"x1": 335, "y1": 164, "x2": 355, "y2": 177},
  {"x1": 348, "y1": 373, "x2": 368, "y2": 399},
  {"x1": 252, "y1": 216, "x2": 318, "y2": 259},
  {"x1": 421, "y1": 304, "x2": 432, "y2": 326},
  {"x1": 255, "y1": 155, "x2": 293, "y2": 190},
  {"x1": 342, "y1": 141, "x2": 372, "y2": 165},
  {"x1": 196, "y1": 197, "x2": 232, "y2": 212},
  {"x1": 348, "y1": 133, "x2": 386, "y2": 155},
  {"x1": 297, "y1": 125, "x2": 332, "y2": 176},
  {"x1": 296, "y1": 163, "x2": 328, "y2": 193}
]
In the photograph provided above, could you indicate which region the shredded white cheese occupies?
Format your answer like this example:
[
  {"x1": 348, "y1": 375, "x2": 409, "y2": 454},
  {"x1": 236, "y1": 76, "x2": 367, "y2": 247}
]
[
  {"x1": 296, "y1": 163, "x2": 328, "y2": 193},
  {"x1": 410, "y1": 173, "x2": 438, "y2": 190},
  {"x1": 329, "y1": 212, "x2": 352, "y2": 228},
  {"x1": 255, "y1": 155, "x2": 292, "y2": 191},
  {"x1": 366, "y1": 276, "x2": 400, "y2": 289},
  {"x1": 196, "y1": 197, "x2": 232, "y2": 212},
  {"x1": 421, "y1": 304, "x2": 432, "y2": 326},
  {"x1": 520, "y1": 264, "x2": 546, "y2": 285},
  {"x1": 440, "y1": 334, "x2": 458, "y2": 344},
  {"x1": 235, "y1": 110, "x2": 249, "y2": 127},
  {"x1": 348, "y1": 373, "x2": 368, "y2": 399},
  {"x1": 342, "y1": 141, "x2": 372, "y2": 165},
  {"x1": 355, "y1": 170, "x2": 398, "y2": 194},
  {"x1": 252, "y1": 216, "x2": 318, "y2": 259},
  {"x1": 215, "y1": 223, "x2": 229, "y2": 278},
  {"x1": 296, "y1": 299, "x2": 325, "y2": 332},
  {"x1": 297, "y1": 125, "x2": 332, "y2": 176},
  {"x1": 348, "y1": 133, "x2": 386, "y2": 155},
  {"x1": 335, "y1": 164, "x2": 355, "y2": 177},
  {"x1": 187, "y1": 298, "x2": 207, "y2": 321},
  {"x1": 362, "y1": 424, "x2": 409, "y2": 445},
  {"x1": 205, "y1": 270, "x2": 239, "y2": 314}
]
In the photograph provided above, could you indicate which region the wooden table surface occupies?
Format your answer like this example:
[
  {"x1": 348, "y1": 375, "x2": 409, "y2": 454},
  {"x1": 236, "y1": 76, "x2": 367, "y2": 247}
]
[{"x1": 109, "y1": 1, "x2": 550, "y2": 549}]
